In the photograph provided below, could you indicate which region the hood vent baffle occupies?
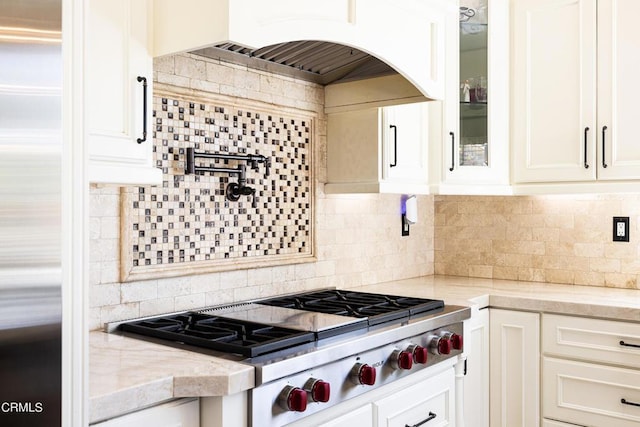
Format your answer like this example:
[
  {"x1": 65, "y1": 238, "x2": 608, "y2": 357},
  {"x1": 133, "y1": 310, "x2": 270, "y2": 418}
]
[{"x1": 191, "y1": 40, "x2": 397, "y2": 85}]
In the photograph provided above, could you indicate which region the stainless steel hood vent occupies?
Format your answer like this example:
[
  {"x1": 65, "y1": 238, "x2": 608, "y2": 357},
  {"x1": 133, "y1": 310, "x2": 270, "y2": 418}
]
[{"x1": 190, "y1": 40, "x2": 397, "y2": 85}]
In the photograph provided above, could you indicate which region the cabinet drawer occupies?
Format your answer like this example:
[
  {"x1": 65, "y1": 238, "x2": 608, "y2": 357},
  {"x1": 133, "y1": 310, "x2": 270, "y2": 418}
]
[
  {"x1": 542, "y1": 314, "x2": 640, "y2": 368},
  {"x1": 543, "y1": 357, "x2": 640, "y2": 427},
  {"x1": 374, "y1": 367, "x2": 454, "y2": 427}
]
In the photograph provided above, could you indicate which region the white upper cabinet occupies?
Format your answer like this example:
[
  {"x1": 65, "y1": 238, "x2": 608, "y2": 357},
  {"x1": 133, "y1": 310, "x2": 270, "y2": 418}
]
[
  {"x1": 86, "y1": 0, "x2": 162, "y2": 185},
  {"x1": 325, "y1": 103, "x2": 429, "y2": 194},
  {"x1": 154, "y1": 0, "x2": 448, "y2": 100},
  {"x1": 431, "y1": 0, "x2": 510, "y2": 195},
  {"x1": 383, "y1": 104, "x2": 430, "y2": 185},
  {"x1": 512, "y1": 0, "x2": 640, "y2": 185},
  {"x1": 596, "y1": 0, "x2": 640, "y2": 180}
]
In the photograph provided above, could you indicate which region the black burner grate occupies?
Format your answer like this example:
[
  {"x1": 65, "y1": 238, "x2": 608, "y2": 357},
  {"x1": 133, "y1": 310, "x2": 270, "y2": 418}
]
[
  {"x1": 119, "y1": 312, "x2": 315, "y2": 357},
  {"x1": 259, "y1": 290, "x2": 444, "y2": 326}
]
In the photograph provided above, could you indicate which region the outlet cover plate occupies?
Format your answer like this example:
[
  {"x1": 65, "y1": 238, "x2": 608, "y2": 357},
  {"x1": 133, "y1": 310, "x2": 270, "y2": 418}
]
[{"x1": 613, "y1": 216, "x2": 630, "y2": 242}]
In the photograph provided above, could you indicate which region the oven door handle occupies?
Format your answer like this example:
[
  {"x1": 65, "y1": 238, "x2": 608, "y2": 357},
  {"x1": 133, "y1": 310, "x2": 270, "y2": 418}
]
[{"x1": 406, "y1": 411, "x2": 437, "y2": 427}]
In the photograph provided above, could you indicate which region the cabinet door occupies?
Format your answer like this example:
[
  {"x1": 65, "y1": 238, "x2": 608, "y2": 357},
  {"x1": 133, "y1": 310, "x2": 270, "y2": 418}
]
[
  {"x1": 489, "y1": 309, "x2": 540, "y2": 427},
  {"x1": 464, "y1": 308, "x2": 489, "y2": 427},
  {"x1": 512, "y1": 0, "x2": 597, "y2": 183},
  {"x1": 440, "y1": 0, "x2": 509, "y2": 191},
  {"x1": 382, "y1": 103, "x2": 428, "y2": 184},
  {"x1": 375, "y1": 367, "x2": 455, "y2": 427},
  {"x1": 597, "y1": 0, "x2": 640, "y2": 180},
  {"x1": 91, "y1": 399, "x2": 199, "y2": 427},
  {"x1": 87, "y1": 0, "x2": 161, "y2": 185}
]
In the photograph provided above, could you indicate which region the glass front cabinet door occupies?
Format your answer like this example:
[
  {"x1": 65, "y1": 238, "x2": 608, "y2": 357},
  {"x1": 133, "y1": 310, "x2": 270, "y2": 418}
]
[{"x1": 435, "y1": 0, "x2": 509, "y2": 194}]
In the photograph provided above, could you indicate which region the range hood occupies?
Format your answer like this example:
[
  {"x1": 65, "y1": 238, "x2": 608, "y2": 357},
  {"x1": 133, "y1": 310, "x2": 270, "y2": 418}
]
[
  {"x1": 191, "y1": 40, "x2": 396, "y2": 85},
  {"x1": 154, "y1": 0, "x2": 451, "y2": 101}
]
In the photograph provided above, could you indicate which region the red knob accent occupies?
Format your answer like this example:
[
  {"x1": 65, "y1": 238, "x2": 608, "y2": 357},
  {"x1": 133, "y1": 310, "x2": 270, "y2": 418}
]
[
  {"x1": 287, "y1": 388, "x2": 308, "y2": 412},
  {"x1": 397, "y1": 350, "x2": 413, "y2": 370},
  {"x1": 311, "y1": 380, "x2": 331, "y2": 403},
  {"x1": 412, "y1": 346, "x2": 428, "y2": 364},
  {"x1": 451, "y1": 333, "x2": 463, "y2": 350},
  {"x1": 438, "y1": 337, "x2": 452, "y2": 355},
  {"x1": 359, "y1": 364, "x2": 377, "y2": 385}
]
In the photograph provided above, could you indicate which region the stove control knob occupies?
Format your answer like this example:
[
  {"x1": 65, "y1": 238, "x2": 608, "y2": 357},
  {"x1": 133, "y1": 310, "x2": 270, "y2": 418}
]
[
  {"x1": 441, "y1": 331, "x2": 464, "y2": 351},
  {"x1": 277, "y1": 385, "x2": 307, "y2": 412},
  {"x1": 350, "y1": 363, "x2": 376, "y2": 386},
  {"x1": 428, "y1": 335, "x2": 452, "y2": 355},
  {"x1": 304, "y1": 378, "x2": 331, "y2": 403},
  {"x1": 451, "y1": 333, "x2": 463, "y2": 350},
  {"x1": 390, "y1": 349, "x2": 413, "y2": 370},
  {"x1": 407, "y1": 344, "x2": 428, "y2": 364}
]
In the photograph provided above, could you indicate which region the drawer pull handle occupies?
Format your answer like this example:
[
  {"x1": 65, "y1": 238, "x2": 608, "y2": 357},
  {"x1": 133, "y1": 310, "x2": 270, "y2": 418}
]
[
  {"x1": 602, "y1": 125, "x2": 608, "y2": 168},
  {"x1": 389, "y1": 125, "x2": 398, "y2": 168},
  {"x1": 584, "y1": 127, "x2": 590, "y2": 169},
  {"x1": 621, "y1": 398, "x2": 640, "y2": 408},
  {"x1": 449, "y1": 132, "x2": 455, "y2": 171},
  {"x1": 406, "y1": 411, "x2": 436, "y2": 427},
  {"x1": 136, "y1": 76, "x2": 148, "y2": 144},
  {"x1": 620, "y1": 340, "x2": 640, "y2": 349}
]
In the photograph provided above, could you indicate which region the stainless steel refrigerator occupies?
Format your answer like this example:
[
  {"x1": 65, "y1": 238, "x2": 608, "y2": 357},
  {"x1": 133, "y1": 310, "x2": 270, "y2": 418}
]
[{"x1": 0, "y1": 0, "x2": 62, "y2": 425}]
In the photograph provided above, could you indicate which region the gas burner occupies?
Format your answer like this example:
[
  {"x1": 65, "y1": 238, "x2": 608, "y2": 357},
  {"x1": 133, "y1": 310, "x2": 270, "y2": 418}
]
[
  {"x1": 258, "y1": 290, "x2": 445, "y2": 325},
  {"x1": 119, "y1": 312, "x2": 314, "y2": 358}
]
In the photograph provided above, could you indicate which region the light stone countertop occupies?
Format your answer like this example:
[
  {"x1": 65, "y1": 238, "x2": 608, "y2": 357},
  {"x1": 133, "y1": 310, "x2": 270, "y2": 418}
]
[
  {"x1": 89, "y1": 275, "x2": 640, "y2": 423},
  {"x1": 89, "y1": 331, "x2": 254, "y2": 424},
  {"x1": 350, "y1": 275, "x2": 640, "y2": 322}
]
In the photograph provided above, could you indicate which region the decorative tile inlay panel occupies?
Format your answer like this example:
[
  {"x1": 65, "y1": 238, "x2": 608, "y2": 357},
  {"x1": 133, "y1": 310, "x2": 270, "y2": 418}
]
[{"x1": 121, "y1": 91, "x2": 314, "y2": 281}]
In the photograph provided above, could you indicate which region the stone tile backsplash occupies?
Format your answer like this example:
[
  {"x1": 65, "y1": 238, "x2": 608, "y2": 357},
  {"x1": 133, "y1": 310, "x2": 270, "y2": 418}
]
[
  {"x1": 435, "y1": 194, "x2": 640, "y2": 289},
  {"x1": 120, "y1": 94, "x2": 313, "y2": 282}
]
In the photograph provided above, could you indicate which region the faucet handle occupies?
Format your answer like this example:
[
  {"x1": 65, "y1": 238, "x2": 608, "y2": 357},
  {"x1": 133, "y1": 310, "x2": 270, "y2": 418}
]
[{"x1": 226, "y1": 182, "x2": 257, "y2": 208}]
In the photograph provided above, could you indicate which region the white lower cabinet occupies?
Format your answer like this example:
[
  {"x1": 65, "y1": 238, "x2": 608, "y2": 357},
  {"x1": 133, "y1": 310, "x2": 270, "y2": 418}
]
[
  {"x1": 91, "y1": 398, "x2": 199, "y2": 427},
  {"x1": 375, "y1": 367, "x2": 455, "y2": 427},
  {"x1": 489, "y1": 309, "x2": 540, "y2": 427},
  {"x1": 543, "y1": 357, "x2": 640, "y2": 427},
  {"x1": 542, "y1": 313, "x2": 640, "y2": 427},
  {"x1": 463, "y1": 308, "x2": 489, "y2": 427}
]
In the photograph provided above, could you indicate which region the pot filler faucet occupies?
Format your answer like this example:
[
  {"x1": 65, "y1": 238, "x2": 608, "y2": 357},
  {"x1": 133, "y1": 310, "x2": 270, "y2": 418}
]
[{"x1": 185, "y1": 147, "x2": 271, "y2": 208}]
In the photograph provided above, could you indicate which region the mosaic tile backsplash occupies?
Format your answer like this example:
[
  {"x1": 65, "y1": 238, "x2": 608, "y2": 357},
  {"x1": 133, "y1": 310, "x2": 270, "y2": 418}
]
[{"x1": 121, "y1": 94, "x2": 314, "y2": 281}]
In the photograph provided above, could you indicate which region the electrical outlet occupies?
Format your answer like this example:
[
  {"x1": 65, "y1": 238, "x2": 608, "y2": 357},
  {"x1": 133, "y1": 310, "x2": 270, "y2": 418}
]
[{"x1": 613, "y1": 217, "x2": 630, "y2": 242}]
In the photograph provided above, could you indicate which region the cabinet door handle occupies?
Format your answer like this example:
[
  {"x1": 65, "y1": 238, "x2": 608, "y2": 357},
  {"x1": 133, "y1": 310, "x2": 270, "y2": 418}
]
[
  {"x1": 602, "y1": 126, "x2": 608, "y2": 168},
  {"x1": 621, "y1": 398, "x2": 640, "y2": 408},
  {"x1": 389, "y1": 124, "x2": 397, "y2": 167},
  {"x1": 136, "y1": 76, "x2": 148, "y2": 144},
  {"x1": 405, "y1": 411, "x2": 436, "y2": 427},
  {"x1": 584, "y1": 127, "x2": 590, "y2": 169},
  {"x1": 449, "y1": 132, "x2": 455, "y2": 171},
  {"x1": 620, "y1": 340, "x2": 640, "y2": 349}
]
